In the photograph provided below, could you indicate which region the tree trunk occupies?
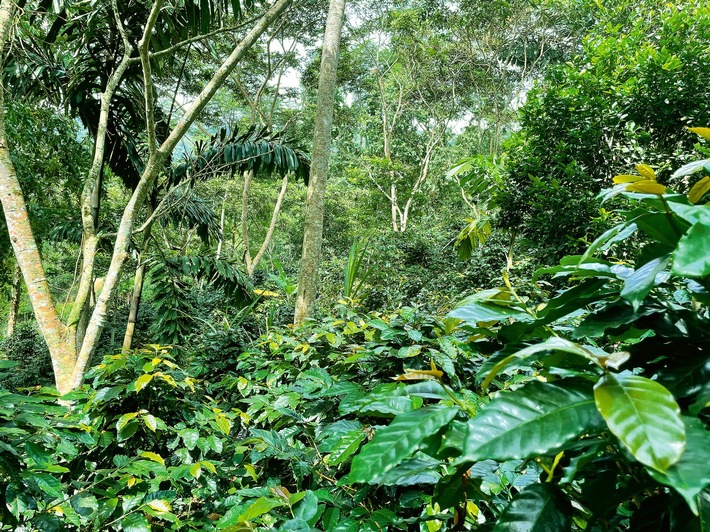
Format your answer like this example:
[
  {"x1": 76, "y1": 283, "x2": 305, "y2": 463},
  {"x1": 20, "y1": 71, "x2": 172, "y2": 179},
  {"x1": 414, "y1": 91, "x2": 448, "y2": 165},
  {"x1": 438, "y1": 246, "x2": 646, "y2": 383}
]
[
  {"x1": 293, "y1": 0, "x2": 346, "y2": 324},
  {"x1": 6, "y1": 261, "x2": 21, "y2": 337},
  {"x1": 242, "y1": 171, "x2": 289, "y2": 277},
  {"x1": 122, "y1": 205, "x2": 154, "y2": 352}
]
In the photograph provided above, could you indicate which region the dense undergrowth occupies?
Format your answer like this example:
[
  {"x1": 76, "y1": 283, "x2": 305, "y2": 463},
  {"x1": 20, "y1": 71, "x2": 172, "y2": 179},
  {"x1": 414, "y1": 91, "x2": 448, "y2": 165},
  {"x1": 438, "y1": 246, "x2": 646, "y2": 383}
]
[{"x1": 1, "y1": 144, "x2": 710, "y2": 530}]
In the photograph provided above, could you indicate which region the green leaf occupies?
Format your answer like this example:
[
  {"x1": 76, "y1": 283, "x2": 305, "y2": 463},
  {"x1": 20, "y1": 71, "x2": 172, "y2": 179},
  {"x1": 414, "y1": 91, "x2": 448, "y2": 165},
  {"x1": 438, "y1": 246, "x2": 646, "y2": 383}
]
[
  {"x1": 28, "y1": 472, "x2": 63, "y2": 499},
  {"x1": 120, "y1": 512, "x2": 151, "y2": 532},
  {"x1": 140, "y1": 451, "x2": 165, "y2": 466},
  {"x1": 479, "y1": 337, "x2": 603, "y2": 391},
  {"x1": 116, "y1": 412, "x2": 139, "y2": 433},
  {"x1": 448, "y1": 301, "x2": 531, "y2": 326},
  {"x1": 70, "y1": 492, "x2": 98, "y2": 518},
  {"x1": 350, "y1": 405, "x2": 458, "y2": 484},
  {"x1": 328, "y1": 430, "x2": 366, "y2": 466},
  {"x1": 459, "y1": 380, "x2": 603, "y2": 462},
  {"x1": 594, "y1": 373, "x2": 685, "y2": 472},
  {"x1": 620, "y1": 255, "x2": 670, "y2": 310},
  {"x1": 379, "y1": 457, "x2": 440, "y2": 486},
  {"x1": 293, "y1": 490, "x2": 318, "y2": 521},
  {"x1": 179, "y1": 428, "x2": 199, "y2": 450},
  {"x1": 672, "y1": 222, "x2": 710, "y2": 278},
  {"x1": 494, "y1": 484, "x2": 570, "y2": 531},
  {"x1": 648, "y1": 417, "x2": 710, "y2": 514},
  {"x1": 239, "y1": 497, "x2": 284, "y2": 522},
  {"x1": 143, "y1": 414, "x2": 158, "y2": 432}
]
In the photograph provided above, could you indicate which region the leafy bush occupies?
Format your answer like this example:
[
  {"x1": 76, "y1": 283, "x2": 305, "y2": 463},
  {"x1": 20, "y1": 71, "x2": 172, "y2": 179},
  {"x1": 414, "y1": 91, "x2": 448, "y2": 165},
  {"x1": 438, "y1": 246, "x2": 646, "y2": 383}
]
[
  {"x1": 349, "y1": 139, "x2": 710, "y2": 528},
  {"x1": 0, "y1": 322, "x2": 54, "y2": 389}
]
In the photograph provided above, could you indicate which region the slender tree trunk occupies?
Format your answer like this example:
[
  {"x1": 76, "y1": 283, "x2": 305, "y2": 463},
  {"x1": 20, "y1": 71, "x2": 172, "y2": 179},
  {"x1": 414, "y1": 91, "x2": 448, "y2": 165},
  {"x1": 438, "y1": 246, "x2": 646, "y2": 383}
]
[
  {"x1": 293, "y1": 0, "x2": 346, "y2": 324},
  {"x1": 241, "y1": 169, "x2": 255, "y2": 272},
  {"x1": 6, "y1": 261, "x2": 21, "y2": 337},
  {"x1": 216, "y1": 192, "x2": 227, "y2": 260},
  {"x1": 249, "y1": 173, "x2": 288, "y2": 276},
  {"x1": 122, "y1": 205, "x2": 154, "y2": 352}
]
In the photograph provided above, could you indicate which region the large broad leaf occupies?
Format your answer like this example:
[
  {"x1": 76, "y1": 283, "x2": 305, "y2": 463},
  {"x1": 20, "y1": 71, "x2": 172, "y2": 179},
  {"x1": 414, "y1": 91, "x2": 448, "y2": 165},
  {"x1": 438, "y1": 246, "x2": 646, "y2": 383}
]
[
  {"x1": 594, "y1": 373, "x2": 685, "y2": 472},
  {"x1": 620, "y1": 255, "x2": 670, "y2": 310},
  {"x1": 648, "y1": 417, "x2": 710, "y2": 515},
  {"x1": 493, "y1": 484, "x2": 570, "y2": 531},
  {"x1": 478, "y1": 337, "x2": 603, "y2": 391},
  {"x1": 672, "y1": 222, "x2": 710, "y2": 278},
  {"x1": 349, "y1": 405, "x2": 458, "y2": 484},
  {"x1": 459, "y1": 380, "x2": 602, "y2": 462}
]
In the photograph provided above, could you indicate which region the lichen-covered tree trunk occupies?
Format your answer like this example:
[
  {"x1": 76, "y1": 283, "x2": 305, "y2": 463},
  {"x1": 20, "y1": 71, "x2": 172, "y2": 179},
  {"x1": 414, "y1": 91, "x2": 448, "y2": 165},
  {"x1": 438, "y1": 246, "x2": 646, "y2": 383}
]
[
  {"x1": 293, "y1": 0, "x2": 346, "y2": 324},
  {"x1": 6, "y1": 261, "x2": 21, "y2": 337}
]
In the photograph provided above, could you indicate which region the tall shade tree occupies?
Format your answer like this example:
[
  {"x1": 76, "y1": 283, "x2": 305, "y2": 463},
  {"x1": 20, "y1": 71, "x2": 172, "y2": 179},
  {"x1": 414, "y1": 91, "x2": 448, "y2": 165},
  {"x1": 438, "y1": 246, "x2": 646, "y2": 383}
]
[
  {"x1": 0, "y1": 0, "x2": 294, "y2": 393},
  {"x1": 293, "y1": 0, "x2": 346, "y2": 324}
]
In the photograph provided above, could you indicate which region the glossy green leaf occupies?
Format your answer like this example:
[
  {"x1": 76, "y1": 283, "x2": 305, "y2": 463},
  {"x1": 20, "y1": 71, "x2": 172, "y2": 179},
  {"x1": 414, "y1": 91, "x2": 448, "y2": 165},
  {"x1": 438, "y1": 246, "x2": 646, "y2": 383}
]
[
  {"x1": 379, "y1": 457, "x2": 440, "y2": 486},
  {"x1": 70, "y1": 492, "x2": 98, "y2": 517},
  {"x1": 648, "y1": 417, "x2": 710, "y2": 514},
  {"x1": 239, "y1": 497, "x2": 284, "y2": 522},
  {"x1": 28, "y1": 472, "x2": 63, "y2": 499},
  {"x1": 460, "y1": 381, "x2": 602, "y2": 462},
  {"x1": 350, "y1": 405, "x2": 458, "y2": 484},
  {"x1": 328, "y1": 430, "x2": 366, "y2": 466},
  {"x1": 479, "y1": 337, "x2": 603, "y2": 391},
  {"x1": 671, "y1": 159, "x2": 710, "y2": 179},
  {"x1": 494, "y1": 484, "x2": 570, "y2": 531},
  {"x1": 116, "y1": 412, "x2": 139, "y2": 433},
  {"x1": 179, "y1": 428, "x2": 199, "y2": 450},
  {"x1": 621, "y1": 255, "x2": 670, "y2": 310},
  {"x1": 120, "y1": 512, "x2": 151, "y2": 532},
  {"x1": 594, "y1": 373, "x2": 685, "y2": 472},
  {"x1": 672, "y1": 222, "x2": 710, "y2": 278}
]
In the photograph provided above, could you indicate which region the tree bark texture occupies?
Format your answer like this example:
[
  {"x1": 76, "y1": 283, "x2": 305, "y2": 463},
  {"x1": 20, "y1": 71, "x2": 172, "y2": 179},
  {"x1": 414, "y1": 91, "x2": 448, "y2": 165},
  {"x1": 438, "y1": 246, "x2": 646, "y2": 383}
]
[
  {"x1": 6, "y1": 261, "x2": 21, "y2": 337},
  {"x1": 293, "y1": 0, "x2": 346, "y2": 324}
]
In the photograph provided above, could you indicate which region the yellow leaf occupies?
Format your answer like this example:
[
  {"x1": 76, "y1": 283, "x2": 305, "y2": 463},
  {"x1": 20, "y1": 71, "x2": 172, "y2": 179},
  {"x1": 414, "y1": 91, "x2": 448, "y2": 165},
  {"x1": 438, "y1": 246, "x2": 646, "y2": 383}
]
[
  {"x1": 134, "y1": 374, "x2": 153, "y2": 393},
  {"x1": 394, "y1": 369, "x2": 443, "y2": 381},
  {"x1": 625, "y1": 181, "x2": 667, "y2": 194},
  {"x1": 189, "y1": 463, "x2": 202, "y2": 479},
  {"x1": 127, "y1": 477, "x2": 137, "y2": 487},
  {"x1": 613, "y1": 174, "x2": 645, "y2": 184},
  {"x1": 200, "y1": 460, "x2": 217, "y2": 474},
  {"x1": 466, "y1": 501, "x2": 479, "y2": 518},
  {"x1": 688, "y1": 127, "x2": 710, "y2": 141},
  {"x1": 215, "y1": 414, "x2": 232, "y2": 435},
  {"x1": 635, "y1": 163, "x2": 656, "y2": 180},
  {"x1": 151, "y1": 357, "x2": 162, "y2": 366},
  {"x1": 271, "y1": 486, "x2": 290, "y2": 502},
  {"x1": 159, "y1": 373, "x2": 177, "y2": 387},
  {"x1": 244, "y1": 464, "x2": 258, "y2": 481},
  {"x1": 140, "y1": 451, "x2": 165, "y2": 466},
  {"x1": 253, "y1": 289, "x2": 279, "y2": 297},
  {"x1": 688, "y1": 176, "x2": 710, "y2": 204},
  {"x1": 147, "y1": 500, "x2": 172, "y2": 513}
]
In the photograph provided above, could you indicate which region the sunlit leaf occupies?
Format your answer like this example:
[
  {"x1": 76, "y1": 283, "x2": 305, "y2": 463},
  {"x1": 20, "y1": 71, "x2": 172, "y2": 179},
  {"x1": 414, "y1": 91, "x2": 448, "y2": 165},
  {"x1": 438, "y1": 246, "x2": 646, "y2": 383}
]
[
  {"x1": 688, "y1": 127, "x2": 710, "y2": 141},
  {"x1": 459, "y1": 380, "x2": 602, "y2": 462},
  {"x1": 594, "y1": 373, "x2": 685, "y2": 472},
  {"x1": 350, "y1": 405, "x2": 458, "y2": 484},
  {"x1": 134, "y1": 374, "x2": 153, "y2": 393},
  {"x1": 688, "y1": 176, "x2": 710, "y2": 204},
  {"x1": 625, "y1": 181, "x2": 667, "y2": 194},
  {"x1": 636, "y1": 164, "x2": 656, "y2": 180}
]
